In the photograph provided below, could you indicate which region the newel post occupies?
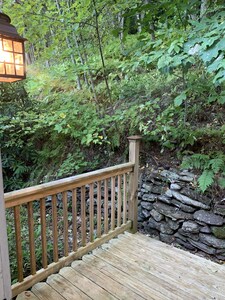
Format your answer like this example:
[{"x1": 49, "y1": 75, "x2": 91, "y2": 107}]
[
  {"x1": 128, "y1": 136, "x2": 141, "y2": 233},
  {"x1": 0, "y1": 151, "x2": 11, "y2": 300}
]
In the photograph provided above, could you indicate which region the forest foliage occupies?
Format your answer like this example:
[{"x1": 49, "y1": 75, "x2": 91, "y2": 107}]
[{"x1": 1, "y1": 0, "x2": 225, "y2": 194}]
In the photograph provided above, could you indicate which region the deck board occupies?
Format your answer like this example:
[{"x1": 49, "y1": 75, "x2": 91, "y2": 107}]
[{"x1": 17, "y1": 233, "x2": 225, "y2": 300}]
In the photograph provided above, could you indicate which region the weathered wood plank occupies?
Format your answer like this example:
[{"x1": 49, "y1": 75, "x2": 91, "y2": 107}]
[
  {"x1": 72, "y1": 188, "x2": 77, "y2": 251},
  {"x1": 52, "y1": 194, "x2": 58, "y2": 262},
  {"x1": 14, "y1": 205, "x2": 23, "y2": 282},
  {"x1": 60, "y1": 267, "x2": 116, "y2": 300},
  {"x1": 89, "y1": 183, "x2": 94, "y2": 242},
  {"x1": 107, "y1": 236, "x2": 224, "y2": 299},
  {"x1": 47, "y1": 273, "x2": 91, "y2": 300},
  {"x1": 32, "y1": 282, "x2": 65, "y2": 300},
  {"x1": 27, "y1": 202, "x2": 36, "y2": 275},
  {"x1": 97, "y1": 181, "x2": 102, "y2": 238},
  {"x1": 81, "y1": 186, "x2": 86, "y2": 247},
  {"x1": 16, "y1": 291, "x2": 39, "y2": 300},
  {"x1": 40, "y1": 198, "x2": 47, "y2": 269},
  {"x1": 111, "y1": 176, "x2": 115, "y2": 230},
  {"x1": 5, "y1": 163, "x2": 134, "y2": 208},
  {"x1": 104, "y1": 179, "x2": 109, "y2": 234},
  {"x1": 63, "y1": 191, "x2": 68, "y2": 256},
  {"x1": 117, "y1": 175, "x2": 122, "y2": 227},
  {"x1": 72, "y1": 259, "x2": 153, "y2": 300}
]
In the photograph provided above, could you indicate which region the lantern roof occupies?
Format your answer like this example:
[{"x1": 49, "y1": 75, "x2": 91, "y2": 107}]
[{"x1": 0, "y1": 12, "x2": 26, "y2": 41}]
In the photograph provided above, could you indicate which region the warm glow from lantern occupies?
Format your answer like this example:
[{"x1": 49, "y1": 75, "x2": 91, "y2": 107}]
[{"x1": 0, "y1": 13, "x2": 26, "y2": 82}]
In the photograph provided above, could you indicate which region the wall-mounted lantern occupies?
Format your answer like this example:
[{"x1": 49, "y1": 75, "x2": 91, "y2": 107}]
[{"x1": 0, "y1": 12, "x2": 26, "y2": 82}]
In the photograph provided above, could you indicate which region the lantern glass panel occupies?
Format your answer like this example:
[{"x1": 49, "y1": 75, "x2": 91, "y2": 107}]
[
  {"x1": 15, "y1": 53, "x2": 23, "y2": 64},
  {"x1": 13, "y1": 41, "x2": 23, "y2": 53},
  {"x1": 5, "y1": 64, "x2": 15, "y2": 75},
  {"x1": 15, "y1": 65, "x2": 24, "y2": 76},
  {"x1": 3, "y1": 39, "x2": 13, "y2": 51}
]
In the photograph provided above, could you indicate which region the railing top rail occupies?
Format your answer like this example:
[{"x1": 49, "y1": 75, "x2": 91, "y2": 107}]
[{"x1": 4, "y1": 162, "x2": 134, "y2": 208}]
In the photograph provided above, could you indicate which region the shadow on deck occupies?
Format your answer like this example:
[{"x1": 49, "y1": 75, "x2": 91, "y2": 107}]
[{"x1": 17, "y1": 232, "x2": 225, "y2": 300}]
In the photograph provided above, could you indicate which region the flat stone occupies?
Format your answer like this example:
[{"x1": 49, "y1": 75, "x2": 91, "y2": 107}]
[
  {"x1": 165, "y1": 189, "x2": 173, "y2": 198},
  {"x1": 153, "y1": 202, "x2": 193, "y2": 221},
  {"x1": 175, "y1": 238, "x2": 196, "y2": 250},
  {"x1": 216, "y1": 255, "x2": 225, "y2": 261},
  {"x1": 200, "y1": 226, "x2": 211, "y2": 234},
  {"x1": 211, "y1": 226, "x2": 225, "y2": 239},
  {"x1": 188, "y1": 239, "x2": 216, "y2": 255},
  {"x1": 179, "y1": 176, "x2": 193, "y2": 182},
  {"x1": 174, "y1": 232, "x2": 187, "y2": 242},
  {"x1": 172, "y1": 191, "x2": 210, "y2": 209},
  {"x1": 167, "y1": 218, "x2": 180, "y2": 230},
  {"x1": 160, "y1": 223, "x2": 174, "y2": 235},
  {"x1": 178, "y1": 229, "x2": 199, "y2": 241},
  {"x1": 147, "y1": 218, "x2": 161, "y2": 231},
  {"x1": 157, "y1": 195, "x2": 171, "y2": 204},
  {"x1": 160, "y1": 233, "x2": 174, "y2": 244},
  {"x1": 182, "y1": 221, "x2": 200, "y2": 233},
  {"x1": 138, "y1": 206, "x2": 145, "y2": 222},
  {"x1": 199, "y1": 233, "x2": 225, "y2": 249},
  {"x1": 142, "y1": 209, "x2": 152, "y2": 219},
  {"x1": 140, "y1": 201, "x2": 153, "y2": 211},
  {"x1": 170, "y1": 183, "x2": 181, "y2": 190},
  {"x1": 179, "y1": 170, "x2": 195, "y2": 177},
  {"x1": 171, "y1": 199, "x2": 196, "y2": 213},
  {"x1": 194, "y1": 210, "x2": 224, "y2": 225},
  {"x1": 142, "y1": 194, "x2": 158, "y2": 202},
  {"x1": 150, "y1": 209, "x2": 164, "y2": 222},
  {"x1": 142, "y1": 183, "x2": 153, "y2": 192},
  {"x1": 214, "y1": 205, "x2": 225, "y2": 216},
  {"x1": 181, "y1": 188, "x2": 211, "y2": 206},
  {"x1": 152, "y1": 186, "x2": 165, "y2": 194},
  {"x1": 160, "y1": 170, "x2": 180, "y2": 182}
]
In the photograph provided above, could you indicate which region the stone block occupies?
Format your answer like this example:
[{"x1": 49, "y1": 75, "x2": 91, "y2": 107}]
[{"x1": 194, "y1": 210, "x2": 224, "y2": 226}]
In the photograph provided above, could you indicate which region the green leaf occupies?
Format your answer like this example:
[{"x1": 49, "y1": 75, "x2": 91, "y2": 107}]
[
  {"x1": 198, "y1": 170, "x2": 214, "y2": 192},
  {"x1": 174, "y1": 92, "x2": 186, "y2": 107}
]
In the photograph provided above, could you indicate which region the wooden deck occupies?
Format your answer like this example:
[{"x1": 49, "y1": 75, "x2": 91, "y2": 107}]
[{"x1": 17, "y1": 232, "x2": 225, "y2": 300}]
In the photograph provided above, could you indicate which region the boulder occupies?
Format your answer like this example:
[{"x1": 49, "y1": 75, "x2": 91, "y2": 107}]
[
  {"x1": 172, "y1": 191, "x2": 210, "y2": 209},
  {"x1": 157, "y1": 195, "x2": 171, "y2": 204},
  {"x1": 167, "y1": 218, "x2": 180, "y2": 230},
  {"x1": 178, "y1": 229, "x2": 199, "y2": 241},
  {"x1": 142, "y1": 183, "x2": 153, "y2": 192},
  {"x1": 194, "y1": 210, "x2": 224, "y2": 226},
  {"x1": 142, "y1": 209, "x2": 152, "y2": 219},
  {"x1": 147, "y1": 218, "x2": 161, "y2": 231}
]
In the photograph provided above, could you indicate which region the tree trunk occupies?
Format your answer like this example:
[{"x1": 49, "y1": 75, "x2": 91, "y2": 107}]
[
  {"x1": 200, "y1": 0, "x2": 208, "y2": 19},
  {"x1": 55, "y1": 0, "x2": 82, "y2": 90},
  {"x1": 93, "y1": 0, "x2": 111, "y2": 102},
  {"x1": 118, "y1": 12, "x2": 125, "y2": 52}
]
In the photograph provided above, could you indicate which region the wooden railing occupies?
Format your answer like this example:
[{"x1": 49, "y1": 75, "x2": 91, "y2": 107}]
[{"x1": 4, "y1": 136, "x2": 141, "y2": 297}]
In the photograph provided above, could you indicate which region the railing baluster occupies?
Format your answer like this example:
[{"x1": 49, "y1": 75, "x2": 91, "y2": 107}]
[
  {"x1": 89, "y1": 183, "x2": 94, "y2": 242},
  {"x1": 123, "y1": 173, "x2": 127, "y2": 224},
  {"x1": 63, "y1": 191, "x2": 68, "y2": 256},
  {"x1": 52, "y1": 194, "x2": 58, "y2": 262},
  {"x1": 117, "y1": 175, "x2": 122, "y2": 227},
  {"x1": 97, "y1": 181, "x2": 101, "y2": 238},
  {"x1": 111, "y1": 176, "x2": 115, "y2": 230},
  {"x1": 14, "y1": 205, "x2": 23, "y2": 282},
  {"x1": 81, "y1": 186, "x2": 86, "y2": 247},
  {"x1": 104, "y1": 179, "x2": 109, "y2": 234},
  {"x1": 72, "y1": 188, "x2": 77, "y2": 251},
  {"x1": 40, "y1": 198, "x2": 47, "y2": 269},
  {"x1": 27, "y1": 202, "x2": 36, "y2": 275}
]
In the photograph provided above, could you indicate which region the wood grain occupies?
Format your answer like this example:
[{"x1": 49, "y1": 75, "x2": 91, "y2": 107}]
[
  {"x1": 52, "y1": 194, "x2": 58, "y2": 262},
  {"x1": 40, "y1": 198, "x2": 47, "y2": 269},
  {"x1": 27, "y1": 202, "x2": 36, "y2": 275},
  {"x1": 14, "y1": 205, "x2": 23, "y2": 282}
]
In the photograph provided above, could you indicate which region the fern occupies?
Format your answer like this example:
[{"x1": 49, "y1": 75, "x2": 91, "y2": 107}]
[
  {"x1": 198, "y1": 170, "x2": 214, "y2": 192},
  {"x1": 182, "y1": 152, "x2": 225, "y2": 192}
]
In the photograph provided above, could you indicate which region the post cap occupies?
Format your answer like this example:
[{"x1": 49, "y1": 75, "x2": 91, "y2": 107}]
[{"x1": 127, "y1": 135, "x2": 142, "y2": 141}]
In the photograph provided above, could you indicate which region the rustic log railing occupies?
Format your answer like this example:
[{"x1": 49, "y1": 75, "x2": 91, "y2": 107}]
[{"x1": 4, "y1": 136, "x2": 141, "y2": 297}]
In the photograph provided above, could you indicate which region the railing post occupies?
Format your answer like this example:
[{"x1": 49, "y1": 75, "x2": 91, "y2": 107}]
[
  {"x1": 128, "y1": 136, "x2": 141, "y2": 233},
  {"x1": 0, "y1": 151, "x2": 12, "y2": 300}
]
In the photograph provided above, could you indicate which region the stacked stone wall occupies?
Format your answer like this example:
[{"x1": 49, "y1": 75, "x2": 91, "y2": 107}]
[{"x1": 138, "y1": 168, "x2": 225, "y2": 261}]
